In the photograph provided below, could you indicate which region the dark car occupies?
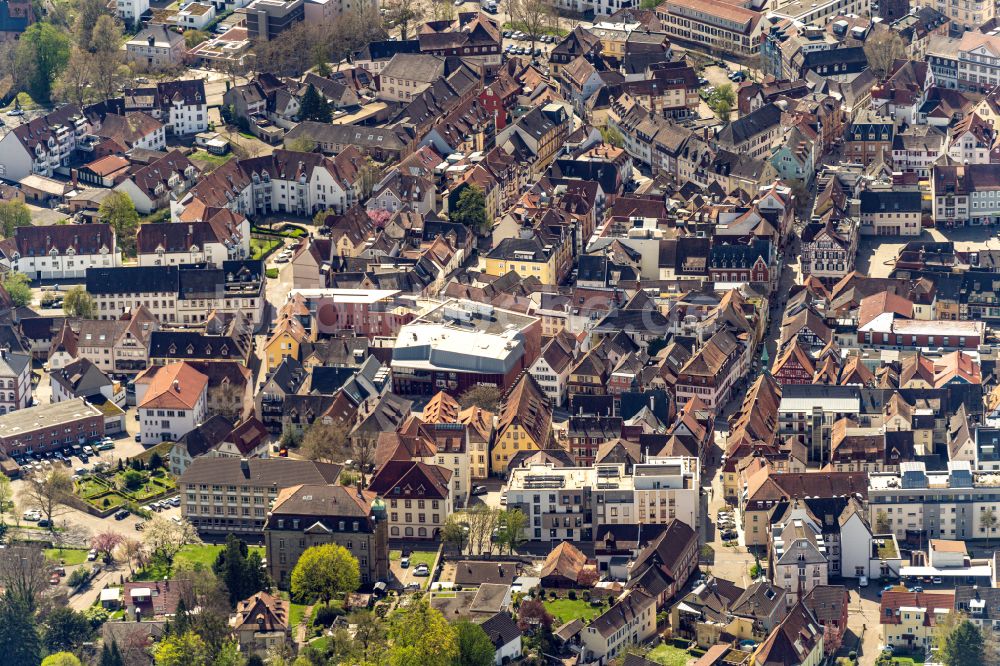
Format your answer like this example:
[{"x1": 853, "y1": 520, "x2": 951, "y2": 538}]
[
  {"x1": 472, "y1": 485, "x2": 488, "y2": 495},
  {"x1": 114, "y1": 509, "x2": 130, "y2": 520}
]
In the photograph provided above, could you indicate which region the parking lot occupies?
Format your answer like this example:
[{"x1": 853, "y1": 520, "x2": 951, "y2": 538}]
[{"x1": 501, "y1": 29, "x2": 558, "y2": 64}]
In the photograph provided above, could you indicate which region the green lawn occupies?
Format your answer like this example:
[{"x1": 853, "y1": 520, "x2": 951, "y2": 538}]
[
  {"x1": 189, "y1": 149, "x2": 234, "y2": 170},
  {"x1": 543, "y1": 597, "x2": 604, "y2": 624},
  {"x1": 647, "y1": 644, "x2": 697, "y2": 666},
  {"x1": 250, "y1": 238, "x2": 281, "y2": 260},
  {"x1": 890, "y1": 656, "x2": 926, "y2": 666},
  {"x1": 76, "y1": 476, "x2": 109, "y2": 499},
  {"x1": 390, "y1": 549, "x2": 437, "y2": 569},
  {"x1": 45, "y1": 548, "x2": 89, "y2": 565},
  {"x1": 135, "y1": 543, "x2": 264, "y2": 580},
  {"x1": 289, "y1": 602, "x2": 308, "y2": 628}
]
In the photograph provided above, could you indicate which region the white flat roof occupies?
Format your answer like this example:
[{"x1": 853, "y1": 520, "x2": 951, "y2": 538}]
[
  {"x1": 900, "y1": 565, "x2": 992, "y2": 577},
  {"x1": 101, "y1": 588, "x2": 121, "y2": 601},
  {"x1": 290, "y1": 288, "x2": 400, "y2": 304}
]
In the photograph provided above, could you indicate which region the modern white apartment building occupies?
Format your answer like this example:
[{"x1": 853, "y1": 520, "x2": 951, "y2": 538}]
[
  {"x1": 869, "y1": 461, "x2": 1000, "y2": 541},
  {"x1": 506, "y1": 457, "x2": 701, "y2": 544}
]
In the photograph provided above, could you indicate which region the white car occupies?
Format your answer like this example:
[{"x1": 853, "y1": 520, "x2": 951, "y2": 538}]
[{"x1": 86, "y1": 549, "x2": 97, "y2": 561}]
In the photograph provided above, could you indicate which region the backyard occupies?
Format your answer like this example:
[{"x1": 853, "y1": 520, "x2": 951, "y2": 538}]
[
  {"x1": 647, "y1": 641, "x2": 706, "y2": 666},
  {"x1": 250, "y1": 237, "x2": 281, "y2": 260},
  {"x1": 390, "y1": 549, "x2": 437, "y2": 569},
  {"x1": 543, "y1": 596, "x2": 605, "y2": 624},
  {"x1": 136, "y1": 543, "x2": 265, "y2": 581},
  {"x1": 189, "y1": 150, "x2": 234, "y2": 170}
]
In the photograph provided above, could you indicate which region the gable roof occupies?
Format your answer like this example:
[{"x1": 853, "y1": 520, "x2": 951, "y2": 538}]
[
  {"x1": 137, "y1": 362, "x2": 208, "y2": 410},
  {"x1": 541, "y1": 541, "x2": 588, "y2": 582}
]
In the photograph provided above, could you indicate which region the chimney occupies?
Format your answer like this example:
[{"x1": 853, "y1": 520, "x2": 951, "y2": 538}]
[
  {"x1": 173, "y1": 379, "x2": 180, "y2": 392},
  {"x1": 163, "y1": 577, "x2": 169, "y2": 590},
  {"x1": 70, "y1": 168, "x2": 78, "y2": 189}
]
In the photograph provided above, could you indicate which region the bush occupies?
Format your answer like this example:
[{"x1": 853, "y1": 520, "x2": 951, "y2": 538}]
[
  {"x1": 83, "y1": 605, "x2": 109, "y2": 628},
  {"x1": 265, "y1": 268, "x2": 278, "y2": 279},
  {"x1": 312, "y1": 603, "x2": 340, "y2": 628},
  {"x1": 568, "y1": 590, "x2": 577, "y2": 601},
  {"x1": 67, "y1": 568, "x2": 89, "y2": 589},
  {"x1": 582, "y1": 591, "x2": 590, "y2": 601}
]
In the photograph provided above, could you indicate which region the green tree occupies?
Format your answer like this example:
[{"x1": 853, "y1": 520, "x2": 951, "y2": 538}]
[
  {"x1": 148, "y1": 452, "x2": 163, "y2": 470},
  {"x1": 449, "y1": 185, "x2": 488, "y2": 234},
  {"x1": 290, "y1": 543, "x2": 360, "y2": 605},
  {"x1": 62, "y1": 286, "x2": 96, "y2": 318},
  {"x1": 0, "y1": 592, "x2": 41, "y2": 666},
  {"x1": 387, "y1": 598, "x2": 458, "y2": 666},
  {"x1": 42, "y1": 653, "x2": 82, "y2": 666},
  {"x1": 0, "y1": 473, "x2": 11, "y2": 524},
  {"x1": 212, "y1": 534, "x2": 269, "y2": 607},
  {"x1": 940, "y1": 618, "x2": 985, "y2": 666},
  {"x1": 74, "y1": 0, "x2": 111, "y2": 49},
  {"x1": 0, "y1": 200, "x2": 31, "y2": 237},
  {"x1": 299, "y1": 83, "x2": 332, "y2": 122},
  {"x1": 89, "y1": 14, "x2": 126, "y2": 100},
  {"x1": 154, "y1": 631, "x2": 209, "y2": 666},
  {"x1": 875, "y1": 509, "x2": 891, "y2": 534},
  {"x1": 983, "y1": 508, "x2": 998, "y2": 550},
  {"x1": 499, "y1": 509, "x2": 528, "y2": 555},
  {"x1": 286, "y1": 137, "x2": 317, "y2": 153},
  {"x1": 442, "y1": 516, "x2": 468, "y2": 554},
  {"x1": 100, "y1": 640, "x2": 125, "y2": 666},
  {"x1": 599, "y1": 125, "x2": 624, "y2": 148},
  {"x1": 15, "y1": 23, "x2": 71, "y2": 102},
  {"x1": 707, "y1": 84, "x2": 735, "y2": 121},
  {"x1": 98, "y1": 191, "x2": 140, "y2": 256},
  {"x1": 453, "y1": 621, "x2": 495, "y2": 666},
  {"x1": 43, "y1": 607, "x2": 93, "y2": 653},
  {"x1": 120, "y1": 469, "x2": 145, "y2": 491},
  {"x1": 2, "y1": 271, "x2": 30, "y2": 307}
]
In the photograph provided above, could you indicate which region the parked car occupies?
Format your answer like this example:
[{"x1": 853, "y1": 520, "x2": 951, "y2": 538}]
[
  {"x1": 114, "y1": 509, "x2": 130, "y2": 520},
  {"x1": 721, "y1": 529, "x2": 738, "y2": 540},
  {"x1": 471, "y1": 485, "x2": 487, "y2": 496},
  {"x1": 932, "y1": 576, "x2": 943, "y2": 584},
  {"x1": 400, "y1": 556, "x2": 410, "y2": 568},
  {"x1": 87, "y1": 549, "x2": 97, "y2": 561},
  {"x1": 859, "y1": 575, "x2": 868, "y2": 588},
  {"x1": 37, "y1": 519, "x2": 50, "y2": 528},
  {"x1": 413, "y1": 564, "x2": 430, "y2": 576}
]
